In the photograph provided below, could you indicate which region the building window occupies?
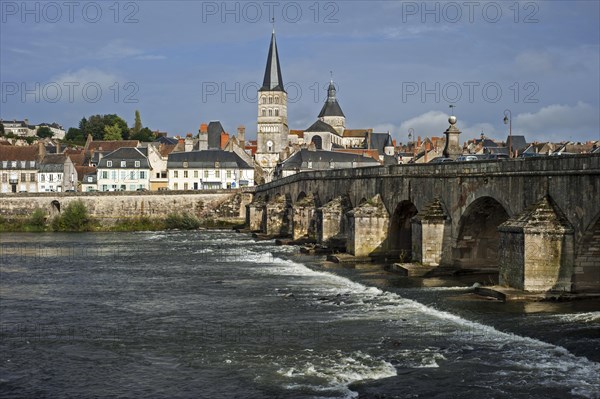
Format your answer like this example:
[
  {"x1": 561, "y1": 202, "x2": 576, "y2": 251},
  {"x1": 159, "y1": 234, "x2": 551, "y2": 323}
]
[
  {"x1": 227, "y1": 170, "x2": 231, "y2": 179},
  {"x1": 102, "y1": 171, "x2": 108, "y2": 179},
  {"x1": 269, "y1": 96, "x2": 273, "y2": 104},
  {"x1": 111, "y1": 171, "x2": 117, "y2": 180},
  {"x1": 88, "y1": 176, "x2": 93, "y2": 182},
  {"x1": 215, "y1": 170, "x2": 220, "y2": 178},
  {"x1": 40, "y1": 174, "x2": 45, "y2": 182},
  {"x1": 30, "y1": 173, "x2": 35, "y2": 182},
  {"x1": 120, "y1": 171, "x2": 126, "y2": 180},
  {"x1": 49, "y1": 174, "x2": 54, "y2": 182},
  {"x1": 184, "y1": 182, "x2": 188, "y2": 190},
  {"x1": 130, "y1": 171, "x2": 135, "y2": 179},
  {"x1": 184, "y1": 171, "x2": 188, "y2": 178},
  {"x1": 21, "y1": 173, "x2": 26, "y2": 181},
  {"x1": 194, "y1": 170, "x2": 198, "y2": 178},
  {"x1": 183, "y1": 161, "x2": 188, "y2": 168},
  {"x1": 1, "y1": 174, "x2": 6, "y2": 183},
  {"x1": 107, "y1": 161, "x2": 112, "y2": 167},
  {"x1": 174, "y1": 171, "x2": 178, "y2": 178},
  {"x1": 174, "y1": 183, "x2": 178, "y2": 190},
  {"x1": 267, "y1": 140, "x2": 273, "y2": 152},
  {"x1": 275, "y1": 96, "x2": 279, "y2": 104},
  {"x1": 121, "y1": 161, "x2": 126, "y2": 167},
  {"x1": 275, "y1": 109, "x2": 279, "y2": 116},
  {"x1": 204, "y1": 170, "x2": 208, "y2": 178},
  {"x1": 135, "y1": 161, "x2": 140, "y2": 167},
  {"x1": 140, "y1": 171, "x2": 146, "y2": 179},
  {"x1": 262, "y1": 97, "x2": 266, "y2": 104},
  {"x1": 308, "y1": 161, "x2": 313, "y2": 169},
  {"x1": 102, "y1": 185, "x2": 108, "y2": 191},
  {"x1": 262, "y1": 109, "x2": 266, "y2": 117},
  {"x1": 268, "y1": 109, "x2": 273, "y2": 116}
]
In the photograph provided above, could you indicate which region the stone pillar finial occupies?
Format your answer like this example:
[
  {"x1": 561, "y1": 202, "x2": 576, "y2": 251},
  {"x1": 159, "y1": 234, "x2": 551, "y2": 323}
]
[{"x1": 443, "y1": 115, "x2": 462, "y2": 159}]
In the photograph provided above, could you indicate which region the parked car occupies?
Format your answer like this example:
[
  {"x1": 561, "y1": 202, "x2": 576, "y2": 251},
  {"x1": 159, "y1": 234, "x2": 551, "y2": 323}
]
[
  {"x1": 485, "y1": 154, "x2": 510, "y2": 160},
  {"x1": 456, "y1": 155, "x2": 479, "y2": 162},
  {"x1": 430, "y1": 157, "x2": 454, "y2": 164}
]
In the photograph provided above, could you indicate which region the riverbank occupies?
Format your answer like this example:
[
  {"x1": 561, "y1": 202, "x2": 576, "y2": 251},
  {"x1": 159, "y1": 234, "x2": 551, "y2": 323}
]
[{"x1": 0, "y1": 214, "x2": 245, "y2": 233}]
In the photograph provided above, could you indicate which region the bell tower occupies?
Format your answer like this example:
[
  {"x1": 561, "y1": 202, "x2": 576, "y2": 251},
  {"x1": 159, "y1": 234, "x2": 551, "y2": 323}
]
[{"x1": 255, "y1": 28, "x2": 288, "y2": 182}]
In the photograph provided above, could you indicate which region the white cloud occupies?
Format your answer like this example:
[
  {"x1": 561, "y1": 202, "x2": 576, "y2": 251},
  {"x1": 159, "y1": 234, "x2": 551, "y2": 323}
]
[
  {"x1": 52, "y1": 68, "x2": 120, "y2": 88},
  {"x1": 514, "y1": 102, "x2": 599, "y2": 140},
  {"x1": 398, "y1": 111, "x2": 450, "y2": 137},
  {"x1": 96, "y1": 39, "x2": 164, "y2": 61}
]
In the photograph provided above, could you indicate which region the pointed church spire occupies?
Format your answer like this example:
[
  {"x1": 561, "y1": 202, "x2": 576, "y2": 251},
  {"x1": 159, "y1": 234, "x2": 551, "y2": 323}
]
[{"x1": 260, "y1": 28, "x2": 284, "y2": 92}]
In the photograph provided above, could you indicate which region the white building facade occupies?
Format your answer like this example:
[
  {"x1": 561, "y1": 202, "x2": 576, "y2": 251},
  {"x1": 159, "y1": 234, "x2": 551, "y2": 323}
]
[
  {"x1": 96, "y1": 148, "x2": 150, "y2": 191},
  {"x1": 167, "y1": 150, "x2": 254, "y2": 190}
]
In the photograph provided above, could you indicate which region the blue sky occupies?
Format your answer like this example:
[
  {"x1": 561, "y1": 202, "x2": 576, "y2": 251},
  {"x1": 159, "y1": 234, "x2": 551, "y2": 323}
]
[{"x1": 1, "y1": 0, "x2": 599, "y2": 143}]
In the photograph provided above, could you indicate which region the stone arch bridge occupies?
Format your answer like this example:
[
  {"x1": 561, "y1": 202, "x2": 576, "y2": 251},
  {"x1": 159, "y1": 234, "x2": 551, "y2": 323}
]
[{"x1": 246, "y1": 154, "x2": 600, "y2": 293}]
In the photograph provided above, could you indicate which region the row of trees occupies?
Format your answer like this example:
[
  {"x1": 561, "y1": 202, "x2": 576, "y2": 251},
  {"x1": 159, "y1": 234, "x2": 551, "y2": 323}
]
[{"x1": 65, "y1": 110, "x2": 156, "y2": 144}]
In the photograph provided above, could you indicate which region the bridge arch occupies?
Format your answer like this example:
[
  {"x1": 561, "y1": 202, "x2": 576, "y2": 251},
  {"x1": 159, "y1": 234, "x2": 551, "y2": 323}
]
[
  {"x1": 297, "y1": 191, "x2": 307, "y2": 203},
  {"x1": 50, "y1": 200, "x2": 61, "y2": 215},
  {"x1": 454, "y1": 196, "x2": 509, "y2": 268},
  {"x1": 388, "y1": 200, "x2": 418, "y2": 259}
]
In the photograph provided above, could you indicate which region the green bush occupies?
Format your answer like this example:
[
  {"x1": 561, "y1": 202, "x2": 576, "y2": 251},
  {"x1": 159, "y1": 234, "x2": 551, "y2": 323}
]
[
  {"x1": 52, "y1": 200, "x2": 92, "y2": 231},
  {"x1": 26, "y1": 209, "x2": 47, "y2": 231},
  {"x1": 164, "y1": 213, "x2": 201, "y2": 230}
]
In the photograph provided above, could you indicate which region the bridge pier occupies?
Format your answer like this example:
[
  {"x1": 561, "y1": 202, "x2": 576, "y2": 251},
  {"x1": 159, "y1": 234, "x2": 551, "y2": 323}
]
[
  {"x1": 246, "y1": 200, "x2": 266, "y2": 232},
  {"x1": 292, "y1": 193, "x2": 318, "y2": 241},
  {"x1": 499, "y1": 196, "x2": 574, "y2": 292},
  {"x1": 317, "y1": 196, "x2": 351, "y2": 246},
  {"x1": 265, "y1": 195, "x2": 292, "y2": 237},
  {"x1": 411, "y1": 198, "x2": 451, "y2": 266},
  {"x1": 347, "y1": 194, "x2": 390, "y2": 257}
]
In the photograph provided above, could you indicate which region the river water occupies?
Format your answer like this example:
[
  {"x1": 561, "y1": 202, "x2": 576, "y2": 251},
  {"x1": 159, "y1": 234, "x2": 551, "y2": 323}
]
[{"x1": 0, "y1": 231, "x2": 598, "y2": 398}]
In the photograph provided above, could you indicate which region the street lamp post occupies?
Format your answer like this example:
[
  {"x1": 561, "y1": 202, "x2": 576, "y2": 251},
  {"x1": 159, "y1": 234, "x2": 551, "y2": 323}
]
[{"x1": 503, "y1": 109, "x2": 512, "y2": 158}]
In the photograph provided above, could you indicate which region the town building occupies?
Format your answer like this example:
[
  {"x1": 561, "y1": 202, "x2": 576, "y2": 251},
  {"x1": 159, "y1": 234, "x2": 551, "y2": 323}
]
[
  {"x1": 167, "y1": 150, "x2": 254, "y2": 190},
  {"x1": 81, "y1": 173, "x2": 98, "y2": 192},
  {"x1": 96, "y1": 148, "x2": 150, "y2": 191},
  {"x1": 0, "y1": 143, "x2": 44, "y2": 193},
  {"x1": 37, "y1": 154, "x2": 77, "y2": 192},
  {"x1": 1, "y1": 119, "x2": 35, "y2": 136},
  {"x1": 274, "y1": 148, "x2": 380, "y2": 179}
]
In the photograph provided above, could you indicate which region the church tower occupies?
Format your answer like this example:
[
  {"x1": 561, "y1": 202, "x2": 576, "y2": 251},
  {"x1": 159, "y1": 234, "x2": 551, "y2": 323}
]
[
  {"x1": 256, "y1": 28, "x2": 288, "y2": 182},
  {"x1": 318, "y1": 80, "x2": 345, "y2": 135}
]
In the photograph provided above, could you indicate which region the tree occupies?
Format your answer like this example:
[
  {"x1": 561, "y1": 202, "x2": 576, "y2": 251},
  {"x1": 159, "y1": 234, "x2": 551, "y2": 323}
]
[
  {"x1": 103, "y1": 123, "x2": 123, "y2": 141},
  {"x1": 37, "y1": 126, "x2": 54, "y2": 138},
  {"x1": 65, "y1": 127, "x2": 84, "y2": 142},
  {"x1": 0, "y1": 123, "x2": 5, "y2": 136},
  {"x1": 132, "y1": 110, "x2": 142, "y2": 135},
  {"x1": 82, "y1": 114, "x2": 129, "y2": 140},
  {"x1": 131, "y1": 127, "x2": 155, "y2": 142}
]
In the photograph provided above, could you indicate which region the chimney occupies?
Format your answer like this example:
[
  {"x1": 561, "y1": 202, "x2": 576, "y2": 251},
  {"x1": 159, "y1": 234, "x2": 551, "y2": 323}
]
[
  {"x1": 200, "y1": 123, "x2": 208, "y2": 134},
  {"x1": 417, "y1": 136, "x2": 422, "y2": 147},
  {"x1": 185, "y1": 134, "x2": 193, "y2": 152},
  {"x1": 237, "y1": 125, "x2": 246, "y2": 148}
]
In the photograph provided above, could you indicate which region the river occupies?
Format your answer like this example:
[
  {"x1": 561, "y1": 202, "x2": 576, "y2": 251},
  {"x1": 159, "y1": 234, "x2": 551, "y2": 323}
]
[{"x1": 0, "y1": 231, "x2": 598, "y2": 398}]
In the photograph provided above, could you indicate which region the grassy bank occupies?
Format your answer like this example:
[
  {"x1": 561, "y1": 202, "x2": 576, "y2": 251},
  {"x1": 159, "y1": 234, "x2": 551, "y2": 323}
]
[{"x1": 0, "y1": 201, "x2": 244, "y2": 233}]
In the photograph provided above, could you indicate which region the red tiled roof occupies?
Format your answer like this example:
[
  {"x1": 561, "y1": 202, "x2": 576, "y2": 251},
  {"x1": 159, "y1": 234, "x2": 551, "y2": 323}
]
[
  {"x1": 0, "y1": 145, "x2": 40, "y2": 161},
  {"x1": 87, "y1": 140, "x2": 139, "y2": 153}
]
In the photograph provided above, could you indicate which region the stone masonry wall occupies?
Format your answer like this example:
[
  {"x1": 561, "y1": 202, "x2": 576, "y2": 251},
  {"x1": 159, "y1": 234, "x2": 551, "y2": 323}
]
[{"x1": 0, "y1": 190, "x2": 248, "y2": 225}]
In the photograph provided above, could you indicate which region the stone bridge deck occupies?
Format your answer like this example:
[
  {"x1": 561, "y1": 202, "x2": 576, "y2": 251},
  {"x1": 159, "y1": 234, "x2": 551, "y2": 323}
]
[{"x1": 246, "y1": 154, "x2": 600, "y2": 293}]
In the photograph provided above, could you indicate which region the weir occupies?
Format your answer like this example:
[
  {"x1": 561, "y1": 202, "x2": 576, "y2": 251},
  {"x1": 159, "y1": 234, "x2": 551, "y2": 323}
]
[{"x1": 246, "y1": 154, "x2": 600, "y2": 293}]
